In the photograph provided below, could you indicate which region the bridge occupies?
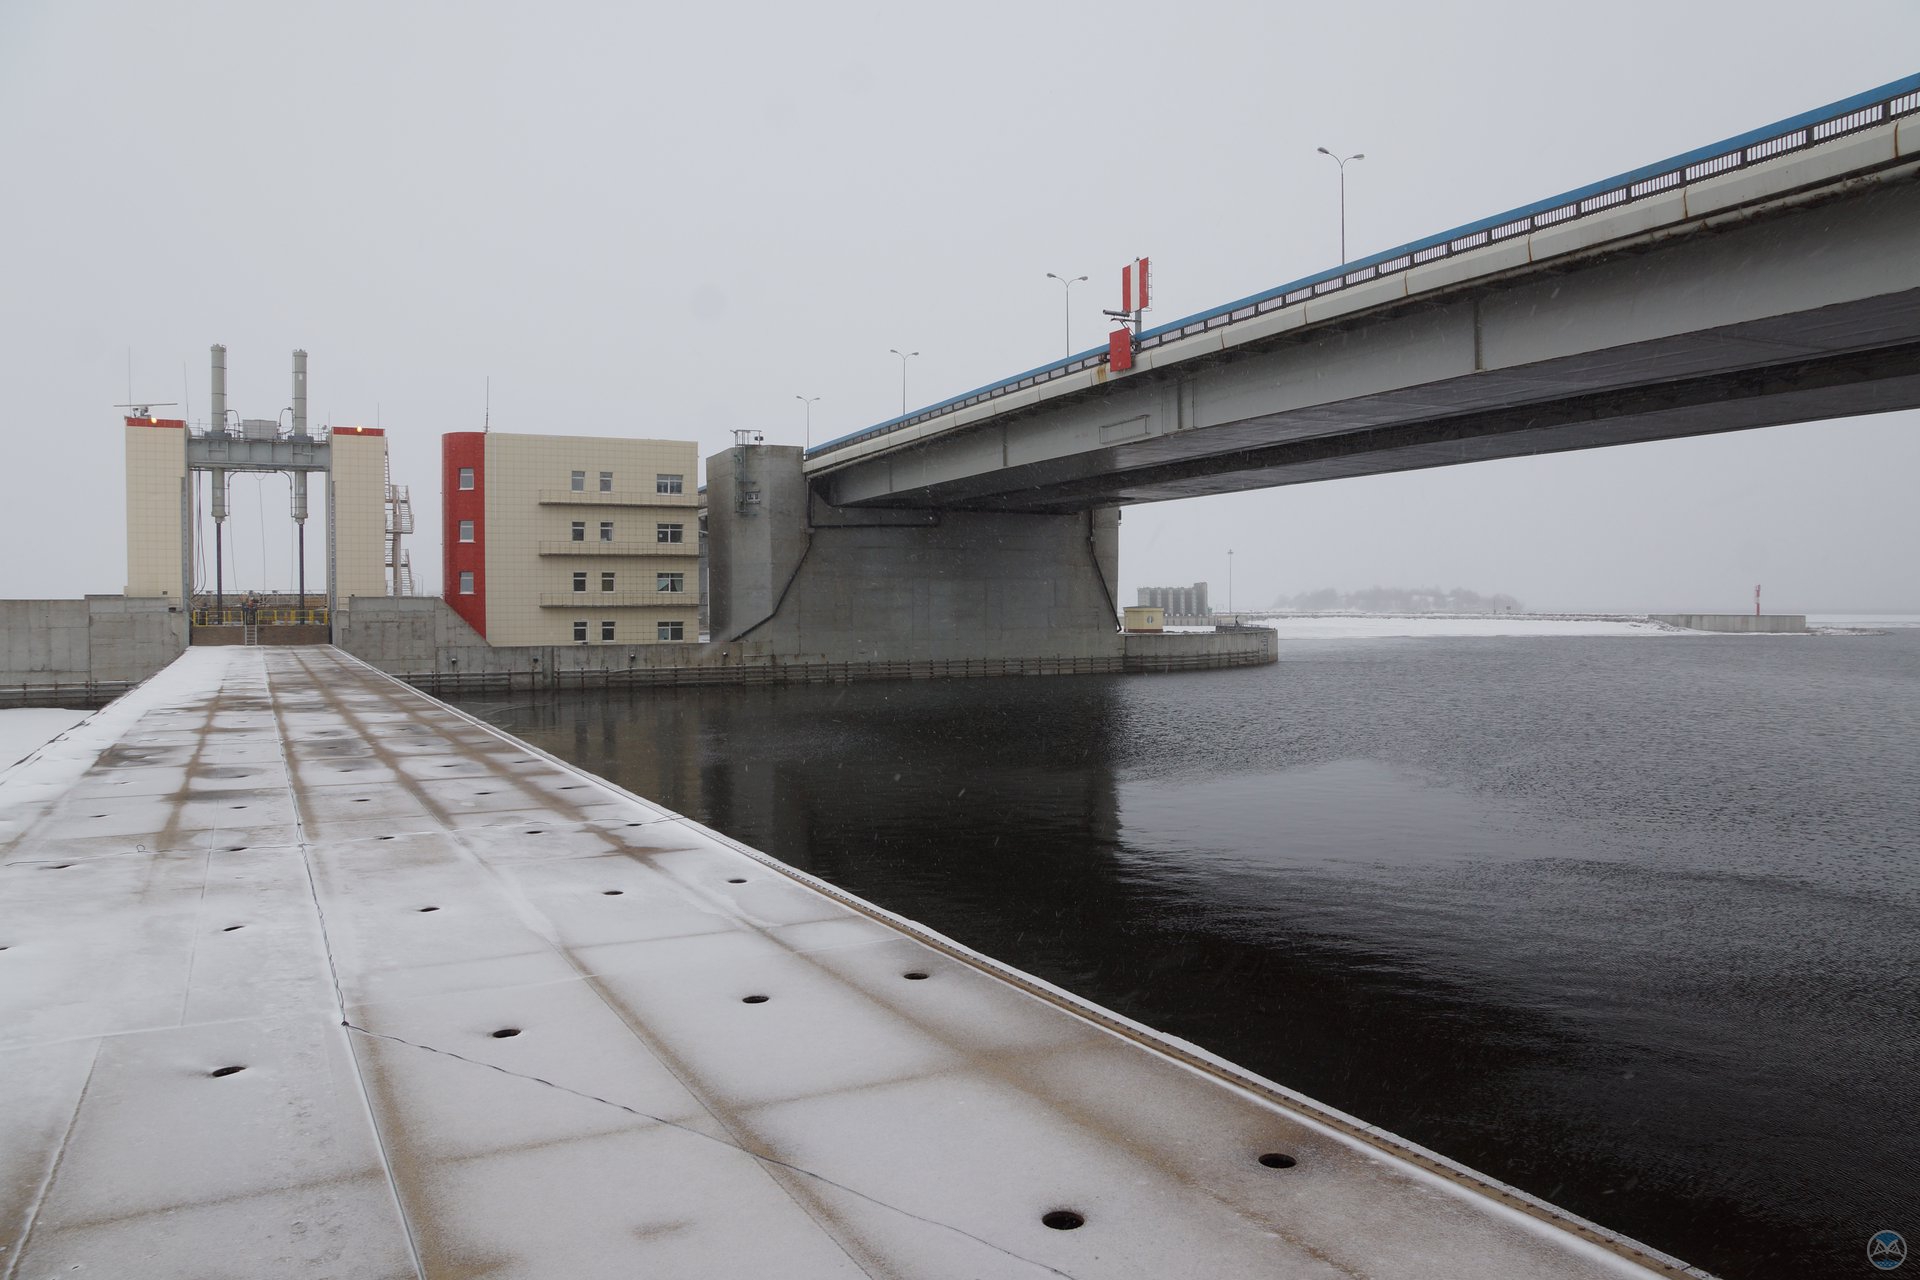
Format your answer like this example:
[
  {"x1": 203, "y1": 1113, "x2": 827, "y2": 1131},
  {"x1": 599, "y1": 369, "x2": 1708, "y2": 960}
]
[
  {"x1": 701, "y1": 75, "x2": 1920, "y2": 664},
  {"x1": 805, "y1": 75, "x2": 1920, "y2": 512}
]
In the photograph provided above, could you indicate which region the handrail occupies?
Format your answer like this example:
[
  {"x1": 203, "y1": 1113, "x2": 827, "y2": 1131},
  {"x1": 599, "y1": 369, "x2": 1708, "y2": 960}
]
[
  {"x1": 192, "y1": 608, "x2": 330, "y2": 626},
  {"x1": 808, "y1": 73, "x2": 1920, "y2": 462}
]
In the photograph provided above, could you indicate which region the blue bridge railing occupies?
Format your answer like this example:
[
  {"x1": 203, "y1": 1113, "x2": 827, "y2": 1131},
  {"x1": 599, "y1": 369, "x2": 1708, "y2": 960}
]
[{"x1": 808, "y1": 72, "x2": 1920, "y2": 462}]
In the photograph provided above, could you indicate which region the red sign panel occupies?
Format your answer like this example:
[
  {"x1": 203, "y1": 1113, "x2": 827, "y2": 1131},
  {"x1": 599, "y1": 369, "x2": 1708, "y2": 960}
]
[
  {"x1": 1120, "y1": 257, "x2": 1150, "y2": 313},
  {"x1": 1109, "y1": 328, "x2": 1134, "y2": 372}
]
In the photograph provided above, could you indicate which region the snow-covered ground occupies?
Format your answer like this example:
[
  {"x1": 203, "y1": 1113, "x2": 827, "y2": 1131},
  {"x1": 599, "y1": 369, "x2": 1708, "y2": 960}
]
[
  {"x1": 1172, "y1": 614, "x2": 1684, "y2": 639},
  {"x1": 0, "y1": 708, "x2": 90, "y2": 771}
]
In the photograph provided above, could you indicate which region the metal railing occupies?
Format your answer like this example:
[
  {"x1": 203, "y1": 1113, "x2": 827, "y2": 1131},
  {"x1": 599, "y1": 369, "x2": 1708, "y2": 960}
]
[
  {"x1": 192, "y1": 607, "x2": 330, "y2": 626},
  {"x1": 807, "y1": 73, "x2": 1920, "y2": 463}
]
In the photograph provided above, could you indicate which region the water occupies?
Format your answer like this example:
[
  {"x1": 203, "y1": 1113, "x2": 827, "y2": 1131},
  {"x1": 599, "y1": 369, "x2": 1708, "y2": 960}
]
[{"x1": 458, "y1": 629, "x2": 1920, "y2": 1278}]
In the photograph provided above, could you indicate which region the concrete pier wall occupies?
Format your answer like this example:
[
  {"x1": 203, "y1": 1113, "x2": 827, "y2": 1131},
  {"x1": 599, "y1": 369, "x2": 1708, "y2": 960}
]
[
  {"x1": 1650, "y1": 613, "x2": 1807, "y2": 633},
  {"x1": 0, "y1": 596, "x2": 187, "y2": 704},
  {"x1": 708, "y1": 444, "x2": 1123, "y2": 665}
]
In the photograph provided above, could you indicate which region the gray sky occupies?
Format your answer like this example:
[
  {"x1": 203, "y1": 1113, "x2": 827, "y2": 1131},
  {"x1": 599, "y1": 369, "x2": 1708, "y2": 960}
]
[{"x1": 3, "y1": 1, "x2": 1915, "y2": 614}]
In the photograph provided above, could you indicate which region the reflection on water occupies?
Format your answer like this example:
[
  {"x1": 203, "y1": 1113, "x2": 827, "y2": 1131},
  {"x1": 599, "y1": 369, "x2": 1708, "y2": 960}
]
[{"x1": 461, "y1": 630, "x2": 1920, "y2": 1278}]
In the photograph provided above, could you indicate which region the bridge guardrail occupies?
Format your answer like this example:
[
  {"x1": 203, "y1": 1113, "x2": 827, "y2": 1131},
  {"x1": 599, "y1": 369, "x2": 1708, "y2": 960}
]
[{"x1": 807, "y1": 73, "x2": 1920, "y2": 463}]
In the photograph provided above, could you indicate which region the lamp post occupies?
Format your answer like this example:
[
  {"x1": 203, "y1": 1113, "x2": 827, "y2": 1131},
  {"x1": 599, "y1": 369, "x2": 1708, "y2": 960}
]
[
  {"x1": 1315, "y1": 147, "x2": 1364, "y2": 264},
  {"x1": 1046, "y1": 272, "x2": 1087, "y2": 358},
  {"x1": 795, "y1": 395, "x2": 820, "y2": 450},
  {"x1": 1228, "y1": 548, "x2": 1234, "y2": 619},
  {"x1": 889, "y1": 349, "x2": 919, "y2": 418}
]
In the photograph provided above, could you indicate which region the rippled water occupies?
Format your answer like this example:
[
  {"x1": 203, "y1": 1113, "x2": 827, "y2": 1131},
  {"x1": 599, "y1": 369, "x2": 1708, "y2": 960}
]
[{"x1": 460, "y1": 628, "x2": 1920, "y2": 1278}]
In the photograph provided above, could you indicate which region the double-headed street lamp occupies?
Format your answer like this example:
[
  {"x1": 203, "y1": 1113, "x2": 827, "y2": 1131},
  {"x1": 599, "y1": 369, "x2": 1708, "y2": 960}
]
[
  {"x1": 889, "y1": 348, "x2": 919, "y2": 418},
  {"x1": 1046, "y1": 272, "x2": 1087, "y2": 358},
  {"x1": 1315, "y1": 147, "x2": 1364, "y2": 264},
  {"x1": 795, "y1": 394, "x2": 820, "y2": 449}
]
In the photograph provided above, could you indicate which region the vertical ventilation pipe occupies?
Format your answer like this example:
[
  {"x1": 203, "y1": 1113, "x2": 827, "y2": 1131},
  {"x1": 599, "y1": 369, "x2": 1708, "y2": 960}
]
[
  {"x1": 211, "y1": 344, "x2": 228, "y2": 616},
  {"x1": 291, "y1": 349, "x2": 309, "y2": 619}
]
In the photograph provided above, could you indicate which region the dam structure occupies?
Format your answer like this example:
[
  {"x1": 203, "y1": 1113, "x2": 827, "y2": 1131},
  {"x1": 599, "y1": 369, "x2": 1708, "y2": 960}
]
[{"x1": 0, "y1": 646, "x2": 1715, "y2": 1278}]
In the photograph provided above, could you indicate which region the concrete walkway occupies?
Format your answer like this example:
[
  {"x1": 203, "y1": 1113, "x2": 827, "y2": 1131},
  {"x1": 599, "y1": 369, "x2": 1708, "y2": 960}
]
[{"x1": 0, "y1": 648, "x2": 1710, "y2": 1279}]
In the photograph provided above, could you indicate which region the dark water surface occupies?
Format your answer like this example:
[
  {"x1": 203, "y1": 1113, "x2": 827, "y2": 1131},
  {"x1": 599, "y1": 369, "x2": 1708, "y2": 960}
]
[{"x1": 459, "y1": 630, "x2": 1920, "y2": 1278}]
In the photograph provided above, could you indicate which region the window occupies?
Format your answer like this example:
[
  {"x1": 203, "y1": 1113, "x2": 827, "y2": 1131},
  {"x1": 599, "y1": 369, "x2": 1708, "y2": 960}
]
[
  {"x1": 657, "y1": 620, "x2": 684, "y2": 641},
  {"x1": 656, "y1": 522, "x2": 684, "y2": 544},
  {"x1": 657, "y1": 571, "x2": 684, "y2": 593},
  {"x1": 571, "y1": 572, "x2": 587, "y2": 593},
  {"x1": 570, "y1": 521, "x2": 585, "y2": 541},
  {"x1": 599, "y1": 471, "x2": 613, "y2": 492},
  {"x1": 458, "y1": 467, "x2": 475, "y2": 491},
  {"x1": 572, "y1": 621, "x2": 588, "y2": 643},
  {"x1": 458, "y1": 571, "x2": 475, "y2": 594},
  {"x1": 458, "y1": 519, "x2": 475, "y2": 543},
  {"x1": 600, "y1": 571, "x2": 615, "y2": 593},
  {"x1": 570, "y1": 470, "x2": 585, "y2": 492},
  {"x1": 600, "y1": 620, "x2": 616, "y2": 641},
  {"x1": 599, "y1": 521, "x2": 614, "y2": 542},
  {"x1": 656, "y1": 473, "x2": 683, "y2": 495}
]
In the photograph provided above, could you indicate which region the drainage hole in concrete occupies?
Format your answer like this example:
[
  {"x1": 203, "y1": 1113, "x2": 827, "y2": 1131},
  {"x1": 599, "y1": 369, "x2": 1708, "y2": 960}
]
[
  {"x1": 903, "y1": 971, "x2": 930, "y2": 981},
  {"x1": 560, "y1": 785, "x2": 582, "y2": 790},
  {"x1": 741, "y1": 995, "x2": 770, "y2": 1004},
  {"x1": 46, "y1": 864, "x2": 73, "y2": 870},
  {"x1": 417, "y1": 906, "x2": 440, "y2": 913},
  {"x1": 230, "y1": 805, "x2": 247, "y2": 810},
  {"x1": 491, "y1": 1028, "x2": 521, "y2": 1039},
  {"x1": 602, "y1": 889, "x2": 624, "y2": 896},
  {"x1": 209, "y1": 1065, "x2": 246, "y2": 1078},
  {"x1": 1257, "y1": 1153, "x2": 1297, "y2": 1169},
  {"x1": 524, "y1": 830, "x2": 543, "y2": 835},
  {"x1": 727, "y1": 878, "x2": 747, "y2": 884},
  {"x1": 225, "y1": 846, "x2": 247, "y2": 852},
  {"x1": 222, "y1": 925, "x2": 244, "y2": 932},
  {"x1": 353, "y1": 798, "x2": 371, "y2": 804},
  {"x1": 1042, "y1": 1211, "x2": 1085, "y2": 1231},
  {"x1": 377, "y1": 836, "x2": 395, "y2": 841}
]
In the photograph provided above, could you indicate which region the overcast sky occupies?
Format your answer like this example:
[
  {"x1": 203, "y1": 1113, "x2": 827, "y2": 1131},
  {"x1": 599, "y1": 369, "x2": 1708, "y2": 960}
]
[{"x1": 3, "y1": 1, "x2": 1915, "y2": 614}]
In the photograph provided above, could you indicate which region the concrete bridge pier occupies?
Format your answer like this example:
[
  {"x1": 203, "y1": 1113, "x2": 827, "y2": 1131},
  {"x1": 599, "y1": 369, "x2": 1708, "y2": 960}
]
[{"x1": 706, "y1": 444, "x2": 1122, "y2": 664}]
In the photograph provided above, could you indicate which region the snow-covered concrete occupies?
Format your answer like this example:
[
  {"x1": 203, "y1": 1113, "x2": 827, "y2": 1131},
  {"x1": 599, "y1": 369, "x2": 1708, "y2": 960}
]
[
  {"x1": 0, "y1": 708, "x2": 89, "y2": 772},
  {"x1": 0, "y1": 647, "x2": 1712, "y2": 1280}
]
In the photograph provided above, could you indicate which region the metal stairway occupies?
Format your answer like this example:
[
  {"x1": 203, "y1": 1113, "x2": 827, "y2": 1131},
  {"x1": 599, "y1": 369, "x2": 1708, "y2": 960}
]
[{"x1": 384, "y1": 453, "x2": 415, "y2": 596}]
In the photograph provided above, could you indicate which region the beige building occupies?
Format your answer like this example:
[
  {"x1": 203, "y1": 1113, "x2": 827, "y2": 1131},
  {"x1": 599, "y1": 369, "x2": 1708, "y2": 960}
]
[{"x1": 443, "y1": 431, "x2": 700, "y2": 646}]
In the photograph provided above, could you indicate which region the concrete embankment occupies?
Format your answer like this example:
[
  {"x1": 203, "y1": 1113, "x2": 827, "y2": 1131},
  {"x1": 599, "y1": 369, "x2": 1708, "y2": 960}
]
[
  {"x1": 1648, "y1": 614, "x2": 1807, "y2": 633},
  {"x1": 336, "y1": 596, "x2": 1276, "y2": 694},
  {"x1": 0, "y1": 645, "x2": 1705, "y2": 1279}
]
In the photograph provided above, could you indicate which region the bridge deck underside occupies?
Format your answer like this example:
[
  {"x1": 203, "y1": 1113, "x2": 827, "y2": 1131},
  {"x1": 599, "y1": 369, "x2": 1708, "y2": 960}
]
[
  {"x1": 0, "y1": 648, "x2": 1701, "y2": 1279},
  {"x1": 822, "y1": 174, "x2": 1920, "y2": 514}
]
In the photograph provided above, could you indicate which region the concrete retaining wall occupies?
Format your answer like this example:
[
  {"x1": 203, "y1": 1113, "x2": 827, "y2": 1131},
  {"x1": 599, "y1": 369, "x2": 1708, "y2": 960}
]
[
  {"x1": 0, "y1": 597, "x2": 187, "y2": 704},
  {"x1": 1650, "y1": 613, "x2": 1807, "y2": 633},
  {"x1": 1123, "y1": 627, "x2": 1278, "y2": 669}
]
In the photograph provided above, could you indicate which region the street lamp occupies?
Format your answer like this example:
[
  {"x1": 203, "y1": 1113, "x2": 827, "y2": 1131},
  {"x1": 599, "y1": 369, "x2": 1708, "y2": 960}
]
[
  {"x1": 1315, "y1": 147, "x2": 1364, "y2": 264},
  {"x1": 889, "y1": 349, "x2": 919, "y2": 418},
  {"x1": 1046, "y1": 272, "x2": 1087, "y2": 358},
  {"x1": 795, "y1": 395, "x2": 820, "y2": 449},
  {"x1": 1228, "y1": 548, "x2": 1234, "y2": 618}
]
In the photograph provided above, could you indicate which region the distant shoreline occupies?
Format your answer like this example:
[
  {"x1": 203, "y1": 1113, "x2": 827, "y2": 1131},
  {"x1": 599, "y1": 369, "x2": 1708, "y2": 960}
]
[{"x1": 1161, "y1": 612, "x2": 1912, "y2": 639}]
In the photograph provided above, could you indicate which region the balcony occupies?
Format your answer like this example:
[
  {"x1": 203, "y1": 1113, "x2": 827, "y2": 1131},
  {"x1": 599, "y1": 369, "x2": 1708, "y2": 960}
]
[
  {"x1": 536, "y1": 540, "x2": 693, "y2": 557},
  {"x1": 538, "y1": 590, "x2": 694, "y2": 609},
  {"x1": 537, "y1": 489, "x2": 698, "y2": 507}
]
